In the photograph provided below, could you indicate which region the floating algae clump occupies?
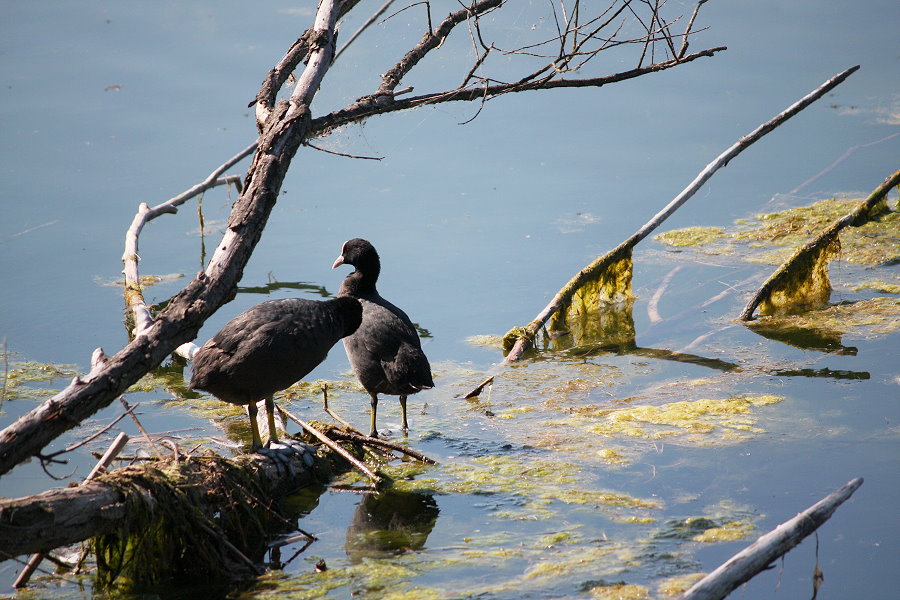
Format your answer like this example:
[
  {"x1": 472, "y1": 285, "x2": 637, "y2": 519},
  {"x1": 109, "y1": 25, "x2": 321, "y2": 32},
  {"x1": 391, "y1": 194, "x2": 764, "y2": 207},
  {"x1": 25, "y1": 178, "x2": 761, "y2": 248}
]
[
  {"x1": 654, "y1": 196, "x2": 899, "y2": 267},
  {"x1": 851, "y1": 279, "x2": 900, "y2": 294},
  {"x1": 692, "y1": 520, "x2": 756, "y2": 543},
  {"x1": 566, "y1": 395, "x2": 784, "y2": 445},
  {"x1": 589, "y1": 582, "x2": 651, "y2": 599},
  {"x1": 736, "y1": 197, "x2": 898, "y2": 266},
  {"x1": 752, "y1": 297, "x2": 900, "y2": 338},
  {"x1": 2, "y1": 358, "x2": 78, "y2": 401},
  {"x1": 436, "y1": 455, "x2": 660, "y2": 522},
  {"x1": 657, "y1": 573, "x2": 707, "y2": 596},
  {"x1": 466, "y1": 334, "x2": 504, "y2": 348},
  {"x1": 654, "y1": 226, "x2": 726, "y2": 247}
]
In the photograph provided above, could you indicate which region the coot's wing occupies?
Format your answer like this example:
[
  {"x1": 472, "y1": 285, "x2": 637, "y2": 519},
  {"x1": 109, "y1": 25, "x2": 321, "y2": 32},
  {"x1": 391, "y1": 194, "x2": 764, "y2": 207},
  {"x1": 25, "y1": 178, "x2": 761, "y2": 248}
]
[{"x1": 359, "y1": 298, "x2": 433, "y2": 392}]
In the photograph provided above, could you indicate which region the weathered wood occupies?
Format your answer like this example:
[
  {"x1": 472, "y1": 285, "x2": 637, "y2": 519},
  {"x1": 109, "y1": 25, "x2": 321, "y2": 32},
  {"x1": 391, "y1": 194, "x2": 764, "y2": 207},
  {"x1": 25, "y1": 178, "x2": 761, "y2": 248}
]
[
  {"x1": 14, "y1": 432, "x2": 130, "y2": 588},
  {"x1": 0, "y1": 450, "x2": 315, "y2": 559},
  {"x1": 678, "y1": 477, "x2": 864, "y2": 600}
]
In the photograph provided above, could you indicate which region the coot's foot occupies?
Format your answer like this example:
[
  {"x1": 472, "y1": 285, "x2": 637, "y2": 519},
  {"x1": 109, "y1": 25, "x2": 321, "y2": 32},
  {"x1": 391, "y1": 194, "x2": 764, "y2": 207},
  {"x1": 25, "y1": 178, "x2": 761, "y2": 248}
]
[{"x1": 256, "y1": 438, "x2": 317, "y2": 475}]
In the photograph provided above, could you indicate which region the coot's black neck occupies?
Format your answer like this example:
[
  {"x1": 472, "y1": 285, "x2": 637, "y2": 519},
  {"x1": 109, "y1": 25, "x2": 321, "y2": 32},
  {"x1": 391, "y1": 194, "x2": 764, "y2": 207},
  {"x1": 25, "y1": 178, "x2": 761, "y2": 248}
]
[{"x1": 340, "y1": 260, "x2": 380, "y2": 297}]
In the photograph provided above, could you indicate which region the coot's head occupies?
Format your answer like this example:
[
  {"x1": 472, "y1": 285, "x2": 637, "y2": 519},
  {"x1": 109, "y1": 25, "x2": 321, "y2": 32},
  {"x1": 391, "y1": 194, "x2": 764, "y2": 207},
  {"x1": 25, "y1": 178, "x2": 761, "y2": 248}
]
[{"x1": 332, "y1": 238, "x2": 380, "y2": 278}]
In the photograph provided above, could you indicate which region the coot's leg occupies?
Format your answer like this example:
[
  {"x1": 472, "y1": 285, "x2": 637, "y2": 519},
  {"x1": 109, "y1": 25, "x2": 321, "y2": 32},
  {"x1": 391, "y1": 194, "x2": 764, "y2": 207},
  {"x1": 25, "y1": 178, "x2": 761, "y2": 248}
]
[
  {"x1": 264, "y1": 395, "x2": 279, "y2": 445},
  {"x1": 399, "y1": 395, "x2": 409, "y2": 433},
  {"x1": 369, "y1": 392, "x2": 379, "y2": 438},
  {"x1": 247, "y1": 402, "x2": 264, "y2": 451}
]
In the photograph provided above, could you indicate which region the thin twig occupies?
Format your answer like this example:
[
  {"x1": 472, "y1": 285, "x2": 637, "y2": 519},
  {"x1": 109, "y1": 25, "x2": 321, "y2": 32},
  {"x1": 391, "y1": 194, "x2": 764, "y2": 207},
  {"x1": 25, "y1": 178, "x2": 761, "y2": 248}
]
[
  {"x1": 334, "y1": 0, "x2": 397, "y2": 61},
  {"x1": 320, "y1": 383, "x2": 355, "y2": 430},
  {"x1": 120, "y1": 397, "x2": 163, "y2": 459},
  {"x1": 40, "y1": 407, "x2": 133, "y2": 462},
  {"x1": 328, "y1": 429, "x2": 437, "y2": 464},
  {"x1": 678, "y1": 0, "x2": 708, "y2": 59},
  {"x1": 278, "y1": 406, "x2": 382, "y2": 484},
  {"x1": 303, "y1": 141, "x2": 384, "y2": 160}
]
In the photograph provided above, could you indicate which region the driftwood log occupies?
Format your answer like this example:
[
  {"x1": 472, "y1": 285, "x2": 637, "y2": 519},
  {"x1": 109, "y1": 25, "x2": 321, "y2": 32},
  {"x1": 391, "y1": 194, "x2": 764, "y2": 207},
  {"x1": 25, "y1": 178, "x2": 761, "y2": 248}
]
[
  {"x1": 679, "y1": 477, "x2": 864, "y2": 600},
  {"x1": 0, "y1": 445, "x2": 323, "y2": 561}
]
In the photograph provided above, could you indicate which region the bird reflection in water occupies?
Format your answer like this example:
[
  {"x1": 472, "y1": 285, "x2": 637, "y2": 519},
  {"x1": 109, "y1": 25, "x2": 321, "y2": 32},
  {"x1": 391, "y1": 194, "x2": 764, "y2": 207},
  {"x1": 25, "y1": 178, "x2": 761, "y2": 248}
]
[{"x1": 344, "y1": 489, "x2": 439, "y2": 562}]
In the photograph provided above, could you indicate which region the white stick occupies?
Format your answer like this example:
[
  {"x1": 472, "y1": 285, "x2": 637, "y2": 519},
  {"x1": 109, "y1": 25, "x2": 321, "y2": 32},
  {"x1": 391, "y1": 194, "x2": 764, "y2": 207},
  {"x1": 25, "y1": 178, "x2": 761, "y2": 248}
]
[{"x1": 679, "y1": 478, "x2": 863, "y2": 600}]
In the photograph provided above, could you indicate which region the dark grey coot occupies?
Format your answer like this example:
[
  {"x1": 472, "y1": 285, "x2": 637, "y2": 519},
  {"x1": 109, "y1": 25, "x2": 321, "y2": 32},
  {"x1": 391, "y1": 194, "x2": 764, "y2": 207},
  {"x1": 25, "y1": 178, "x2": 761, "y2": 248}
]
[
  {"x1": 332, "y1": 238, "x2": 434, "y2": 438},
  {"x1": 190, "y1": 296, "x2": 362, "y2": 450}
]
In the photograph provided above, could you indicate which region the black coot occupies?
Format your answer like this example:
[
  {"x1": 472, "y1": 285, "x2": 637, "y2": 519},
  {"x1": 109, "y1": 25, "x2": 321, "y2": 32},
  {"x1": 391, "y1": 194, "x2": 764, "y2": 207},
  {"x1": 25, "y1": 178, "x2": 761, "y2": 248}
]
[
  {"x1": 332, "y1": 238, "x2": 434, "y2": 437},
  {"x1": 190, "y1": 296, "x2": 362, "y2": 450}
]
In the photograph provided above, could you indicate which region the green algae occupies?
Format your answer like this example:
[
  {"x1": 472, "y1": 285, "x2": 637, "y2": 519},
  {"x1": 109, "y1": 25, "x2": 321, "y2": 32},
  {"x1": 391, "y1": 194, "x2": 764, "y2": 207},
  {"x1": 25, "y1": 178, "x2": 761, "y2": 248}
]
[
  {"x1": 465, "y1": 334, "x2": 504, "y2": 348},
  {"x1": 654, "y1": 226, "x2": 725, "y2": 247},
  {"x1": 502, "y1": 246, "x2": 634, "y2": 356},
  {"x1": 655, "y1": 196, "x2": 899, "y2": 267},
  {"x1": 249, "y1": 558, "x2": 439, "y2": 600},
  {"x1": 691, "y1": 520, "x2": 755, "y2": 542},
  {"x1": 567, "y1": 250, "x2": 635, "y2": 315},
  {"x1": 850, "y1": 279, "x2": 900, "y2": 294},
  {"x1": 552, "y1": 394, "x2": 784, "y2": 446},
  {"x1": 2, "y1": 357, "x2": 78, "y2": 402},
  {"x1": 757, "y1": 232, "x2": 840, "y2": 316},
  {"x1": 657, "y1": 573, "x2": 707, "y2": 596},
  {"x1": 750, "y1": 297, "x2": 900, "y2": 339},
  {"x1": 588, "y1": 582, "x2": 651, "y2": 599},
  {"x1": 550, "y1": 300, "x2": 637, "y2": 350},
  {"x1": 95, "y1": 273, "x2": 185, "y2": 288}
]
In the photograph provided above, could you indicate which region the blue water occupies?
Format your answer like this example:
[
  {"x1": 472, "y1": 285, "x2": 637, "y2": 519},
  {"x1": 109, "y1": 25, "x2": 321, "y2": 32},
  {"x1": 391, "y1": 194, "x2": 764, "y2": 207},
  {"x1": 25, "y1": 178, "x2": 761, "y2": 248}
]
[{"x1": 1, "y1": 1, "x2": 898, "y2": 597}]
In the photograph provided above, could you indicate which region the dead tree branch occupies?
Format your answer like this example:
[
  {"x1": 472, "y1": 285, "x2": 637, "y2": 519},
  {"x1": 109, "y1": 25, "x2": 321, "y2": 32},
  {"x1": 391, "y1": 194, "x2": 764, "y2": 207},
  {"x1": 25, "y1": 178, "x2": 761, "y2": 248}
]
[
  {"x1": 678, "y1": 477, "x2": 864, "y2": 600},
  {"x1": 122, "y1": 143, "x2": 254, "y2": 354}
]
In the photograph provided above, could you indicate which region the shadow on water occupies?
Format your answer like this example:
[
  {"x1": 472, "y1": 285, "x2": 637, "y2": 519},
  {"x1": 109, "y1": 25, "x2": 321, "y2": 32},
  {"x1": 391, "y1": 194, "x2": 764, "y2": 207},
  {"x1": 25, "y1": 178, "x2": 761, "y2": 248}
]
[
  {"x1": 745, "y1": 320, "x2": 858, "y2": 355},
  {"x1": 344, "y1": 489, "x2": 440, "y2": 562},
  {"x1": 769, "y1": 366, "x2": 870, "y2": 380},
  {"x1": 237, "y1": 279, "x2": 332, "y2": 298},
  {"x1": 543, "y1": 302, "x2": 741, "y2": 372}
]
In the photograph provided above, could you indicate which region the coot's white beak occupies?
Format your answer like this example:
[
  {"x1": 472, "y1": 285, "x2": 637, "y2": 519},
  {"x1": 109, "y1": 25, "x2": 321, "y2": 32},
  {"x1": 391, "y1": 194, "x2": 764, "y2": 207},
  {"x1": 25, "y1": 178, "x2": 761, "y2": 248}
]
[{"x1": 332, "y1": 255, "x2": 345, "y2": 269}]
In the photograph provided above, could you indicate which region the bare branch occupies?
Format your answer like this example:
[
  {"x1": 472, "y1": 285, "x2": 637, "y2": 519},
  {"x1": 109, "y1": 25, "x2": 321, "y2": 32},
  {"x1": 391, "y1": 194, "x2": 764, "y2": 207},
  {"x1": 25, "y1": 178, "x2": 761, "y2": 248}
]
[
  {"x1": 678, "y1": 478, "x2": 864, "y2": 600},
  {"x1": 314, "y1": 45, "x2": 724, "y2": 135}
]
